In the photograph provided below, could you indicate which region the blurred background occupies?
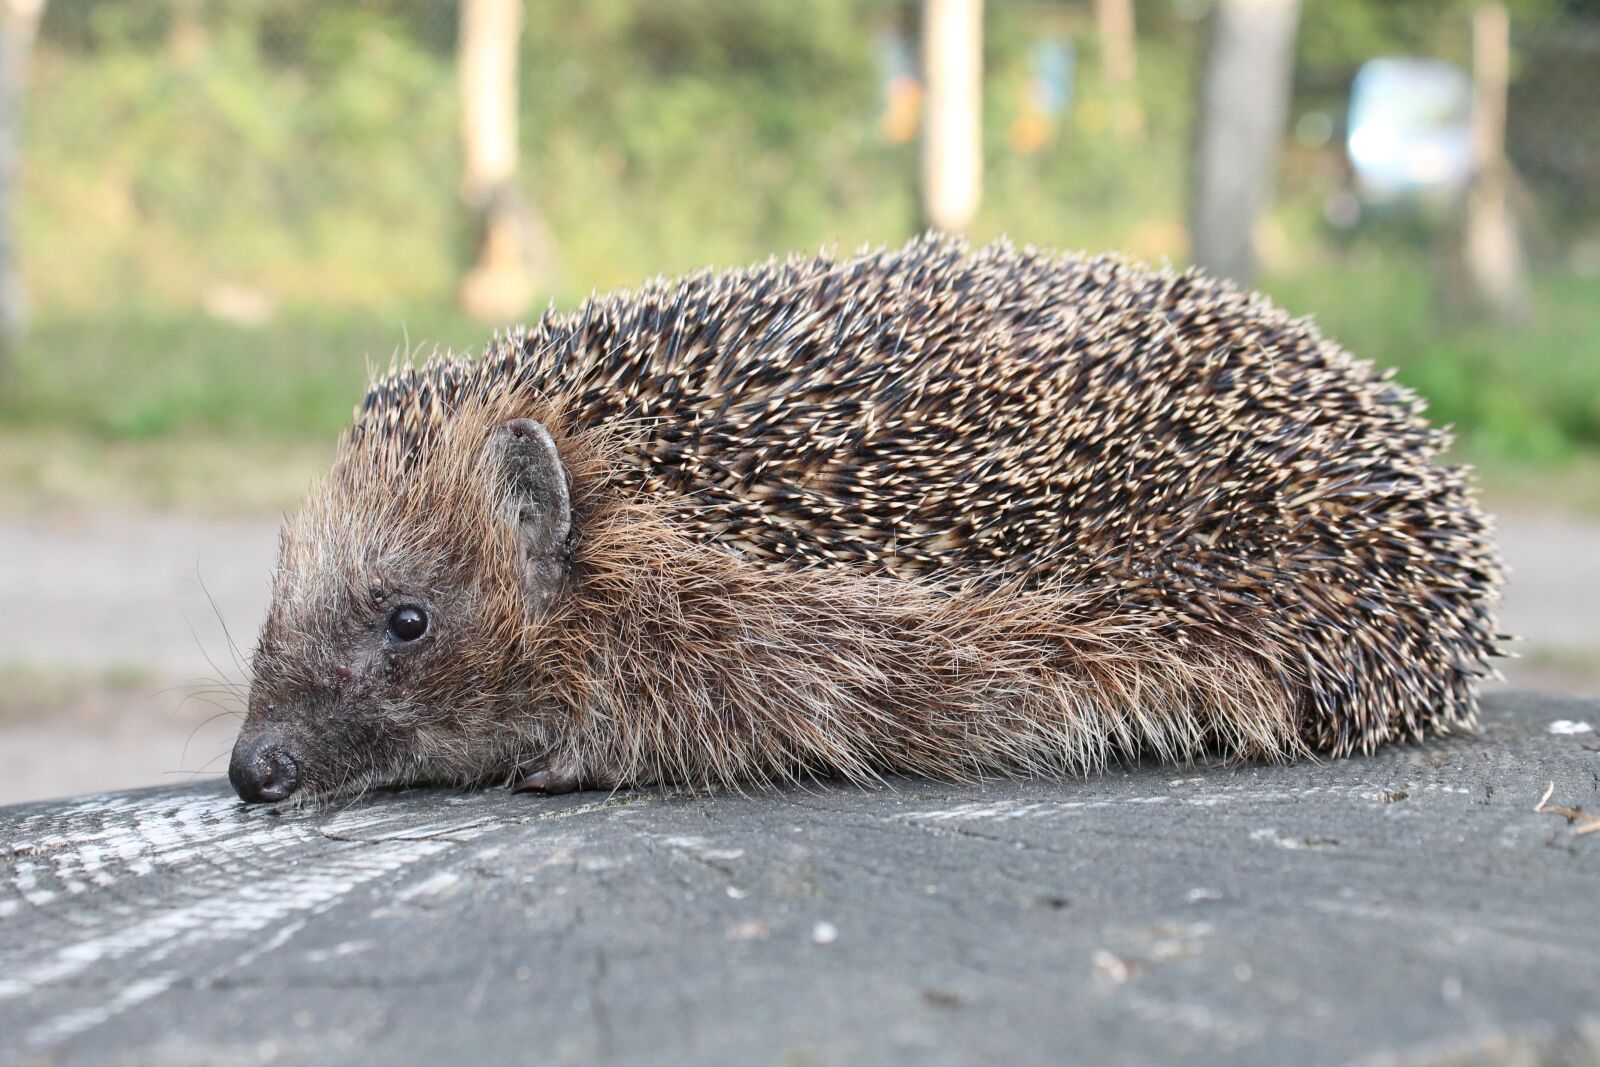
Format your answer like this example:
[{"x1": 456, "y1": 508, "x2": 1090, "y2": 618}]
[{"x1": 0, "y1": 0, "x2": 1595, "y2": 804}]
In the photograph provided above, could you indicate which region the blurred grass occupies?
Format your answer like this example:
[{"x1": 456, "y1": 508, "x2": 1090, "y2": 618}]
[
  {"x1": 1264, "y1": 259, "x2": 1600, "y2": 467},
  {"x1": 1, "y1": 308, "x2": 481, "y2": 439},
  {"x1": 0, "y1": 431, "x2": 334, "y2": 514},
  {"x1": 0, "y1": 308, "x2": 480, "y2": 512},
  {"x1": 5, "y1": 256, "x2": 1595, "y2": 454},
  {"x1": 0, "y1": 662, "x2": 160, "y2": 722},
  {"x1": 2, "y1": 253, "x2": 1597, "y2": 516}
]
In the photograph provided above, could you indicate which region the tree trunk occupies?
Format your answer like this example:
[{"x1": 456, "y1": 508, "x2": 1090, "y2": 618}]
[
  {"x1": 1188, "y1": 0, "x2": 1300, "y2": 286},
  {"x1": 1461, "y1": 2, "x2": 1528, "y2": 324},
  {"x1": 0, "y1": 0, "x2": 43, "y2": 384},
  {"x1": 458, "y1": 0, "x2": 551, "y2": 323},
  {"x1": 919, "y1": 0, "x2": 983, "y2": 234},
  {"x1": 1094, "y1": 0, "x2": 1142, "y2": 141},
  {"x1": 166, "y1": 0, "x2": 206, "y2": 65}
]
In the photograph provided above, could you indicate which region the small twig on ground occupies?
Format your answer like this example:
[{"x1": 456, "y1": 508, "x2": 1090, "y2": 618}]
[{"x1": 1534, "y1": 782, "x2": 1600, "y2": 836}]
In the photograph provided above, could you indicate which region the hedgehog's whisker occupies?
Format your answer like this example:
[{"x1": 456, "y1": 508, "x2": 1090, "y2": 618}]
[{"x1": 195, "y1": 568, "x2": 251, "y2": 682}]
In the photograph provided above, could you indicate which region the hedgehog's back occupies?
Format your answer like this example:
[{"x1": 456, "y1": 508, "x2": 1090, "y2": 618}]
[
  {"x1": 359, "y1": 236, "x2": 1502, "y2": 753},
  {"x1": 495, "y1": 240, "x2": 1438, "y2": 581}
]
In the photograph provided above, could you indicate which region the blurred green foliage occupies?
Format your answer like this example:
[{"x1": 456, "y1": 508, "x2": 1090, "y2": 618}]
[
  {"x1": 1296, "y1": 0, "x2": 1566, "y2": 68},
  {"x1": 1268, "y1": 261, "x2": 1600, "y2": 464},
  {"x1": 20, "y1": 0, "x2": 1206, "y2": 309},
  {"x1": 4, "y1": 0, "x2": 1598, "y2": 473},
  {"x1": 3, "y1": 310, "x2": 478, "y2": 438},
  {"x1": 23, "y1": 1, "x2": 462, "y2": 311}
]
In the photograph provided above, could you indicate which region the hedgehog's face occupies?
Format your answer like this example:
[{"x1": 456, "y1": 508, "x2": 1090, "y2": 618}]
[{"x1": 230, "y1": 417, "x2": 572, "y2": 805}]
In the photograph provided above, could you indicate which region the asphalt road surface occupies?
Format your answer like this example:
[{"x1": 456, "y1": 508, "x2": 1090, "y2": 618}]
[{"x1": 2, "y1": 691, "x2": 1598, "y2": 1067}]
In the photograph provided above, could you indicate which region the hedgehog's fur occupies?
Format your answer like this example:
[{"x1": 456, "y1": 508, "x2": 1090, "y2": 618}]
[{"x1": 236, "y1": 236, "x2": 1503, "y2": 805}]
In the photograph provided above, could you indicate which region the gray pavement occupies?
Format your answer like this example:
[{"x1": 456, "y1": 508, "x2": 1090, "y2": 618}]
[
  {"x1": 2, "y1": 690, "x2": 1598, "y2": 1067},
  {"x1": 0, "y1": 512, "x2": 280, "y2": 803},
  {"x1": 1494, "y1": 512, "x2": 1600, "y2": 664},
  {"x1": 1, "y1": 511, "x2": 279, "y2": 679}
]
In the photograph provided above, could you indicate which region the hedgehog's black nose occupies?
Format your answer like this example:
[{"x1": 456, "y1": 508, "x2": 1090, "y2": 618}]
[{"x1": 229, "y1": 735, "x2": 301, "y2": 803}]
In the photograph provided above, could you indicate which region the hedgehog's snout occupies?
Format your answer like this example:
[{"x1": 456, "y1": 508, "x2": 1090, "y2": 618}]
[{"x1": 229, "y1": 732, "x2": 302, "y2": 804}]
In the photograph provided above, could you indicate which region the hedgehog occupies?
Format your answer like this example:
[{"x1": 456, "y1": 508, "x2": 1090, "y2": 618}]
[{"x1": 228, "y1": 235, "x2": 1503, "y2": 806}]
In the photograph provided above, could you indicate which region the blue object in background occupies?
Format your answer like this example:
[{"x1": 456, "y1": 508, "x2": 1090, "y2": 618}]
[
  {"x1": 1030, "y1": 38, "x2": 1075, "y2": 117},
  {"x1": 1346, "y1": 58, "x2": 1474, "y2": 200}
]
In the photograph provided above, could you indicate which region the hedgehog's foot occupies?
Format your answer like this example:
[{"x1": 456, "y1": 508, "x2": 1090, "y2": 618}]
[
  {"x1": 513, "y1": 766, "x2": 581, "y2": 794},
  {"x1": 513, "y1": 760, "x2": 611, "y2": 795}
]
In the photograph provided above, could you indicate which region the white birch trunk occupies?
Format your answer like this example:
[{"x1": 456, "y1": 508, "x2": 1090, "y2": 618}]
[{"x1": 920, "y1": 0, "x2": 983, "y2": 234}]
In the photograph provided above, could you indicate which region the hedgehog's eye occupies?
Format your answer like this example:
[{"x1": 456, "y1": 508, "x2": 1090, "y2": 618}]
[{"x1": 388, "y1": 605, "x2": 428, "y2": 643}]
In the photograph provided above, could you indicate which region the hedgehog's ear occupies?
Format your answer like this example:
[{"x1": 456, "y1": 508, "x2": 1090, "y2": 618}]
[{"x1": 496, "y1": 418, "x2": 571, "y2": 609}]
